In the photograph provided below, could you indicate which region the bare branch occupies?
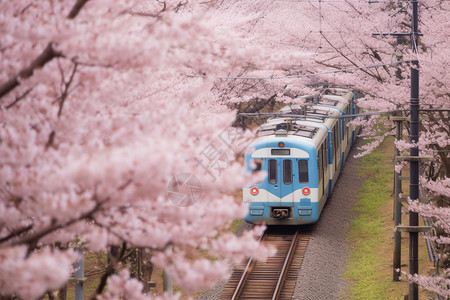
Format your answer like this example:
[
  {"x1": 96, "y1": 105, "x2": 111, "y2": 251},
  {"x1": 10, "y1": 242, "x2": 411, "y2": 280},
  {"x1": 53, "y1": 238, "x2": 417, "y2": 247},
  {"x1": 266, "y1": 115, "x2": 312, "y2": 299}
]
[{"x1": 319, "y1": 33, "x2": 383, "y2": 82}]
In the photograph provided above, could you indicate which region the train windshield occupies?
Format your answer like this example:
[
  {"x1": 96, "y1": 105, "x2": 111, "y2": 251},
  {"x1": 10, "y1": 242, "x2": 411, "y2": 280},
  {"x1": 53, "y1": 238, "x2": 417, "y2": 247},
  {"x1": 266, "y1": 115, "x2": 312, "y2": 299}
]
[
  {"x1": 298, "y1": 159, "x2": 309, "y2": 183},
  {"x1": 268, "y1": 159, "x2": 277, "y2": 184},
  {"x1": 283, "y1": 160, "x2": 293, "y2": 184}
]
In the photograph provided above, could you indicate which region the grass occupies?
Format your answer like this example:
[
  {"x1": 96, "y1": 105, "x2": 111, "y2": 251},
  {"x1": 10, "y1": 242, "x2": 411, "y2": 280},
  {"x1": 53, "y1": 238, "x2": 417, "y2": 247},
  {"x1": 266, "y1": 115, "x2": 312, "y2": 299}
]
[
  {"x1": 231, "y1": 218, "x2": 243, "y2": 234},
  {"x1": 343, "y1": 136, "x2": 435, "y2": 299},
  {"x1": 344, "y1": 148, "x2": 393, "y2": 299}
]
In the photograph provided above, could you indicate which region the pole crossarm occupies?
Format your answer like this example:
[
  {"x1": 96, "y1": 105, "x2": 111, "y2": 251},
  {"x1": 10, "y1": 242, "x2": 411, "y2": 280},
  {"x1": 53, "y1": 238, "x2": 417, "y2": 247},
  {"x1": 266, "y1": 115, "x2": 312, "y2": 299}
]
[
  {"x1": 396, "y1": 226, "x2": 432, "y2": 233},
  {"x1": 372, "y1": 32, "x2": 423, "y2": 36},
  {"x1": 395, "y1": 156, "x2": 434, "y2": 162},
  {"x1": 68, "y1": 277, "x2": 87, "y2": 283},
  {"x1": 389, "y1": 116, "x2": 410, "y2": 122}
]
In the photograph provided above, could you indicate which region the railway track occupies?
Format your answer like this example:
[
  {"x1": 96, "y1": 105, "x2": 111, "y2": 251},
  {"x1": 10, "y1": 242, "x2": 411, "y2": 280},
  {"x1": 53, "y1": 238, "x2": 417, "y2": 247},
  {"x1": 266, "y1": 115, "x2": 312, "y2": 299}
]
[{"x1": 221, "y1": 228, "x2": 311, "y2": 300}]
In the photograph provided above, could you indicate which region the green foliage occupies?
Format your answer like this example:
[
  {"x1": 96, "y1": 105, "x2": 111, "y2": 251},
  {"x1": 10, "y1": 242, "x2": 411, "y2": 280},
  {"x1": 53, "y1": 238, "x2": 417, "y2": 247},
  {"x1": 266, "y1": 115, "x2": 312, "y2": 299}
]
[
  {"x1": 231, "y1": 219, "x2": 243, "y2": 234},
  {"x1": 344, "y1": 142, "x2": 394, "y2": 299}
]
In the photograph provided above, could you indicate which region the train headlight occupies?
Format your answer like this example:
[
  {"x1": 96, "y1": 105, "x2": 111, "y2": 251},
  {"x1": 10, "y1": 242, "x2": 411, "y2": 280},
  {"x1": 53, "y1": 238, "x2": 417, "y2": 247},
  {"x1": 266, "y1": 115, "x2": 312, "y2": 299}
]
[
  {"x1": 302, "y1": 187, "x2": 310, "y2": 195},
  {"x1": 278, "y1": 142, "x2": 285, "y2": 147},
  {"x1": 250, "y1": 187, "x2": 259, "y2": 196}
]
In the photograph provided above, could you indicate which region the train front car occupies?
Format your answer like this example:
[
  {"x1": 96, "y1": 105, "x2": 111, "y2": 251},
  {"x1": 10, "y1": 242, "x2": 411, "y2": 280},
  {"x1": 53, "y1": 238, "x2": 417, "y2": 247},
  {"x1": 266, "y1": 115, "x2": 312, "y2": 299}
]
[
  {"x1": 243, "y1": 119, "x2": 328, "y2": 225},
  {"x1": 242, "y1": 87, "x2": 356, "y2": 225}
]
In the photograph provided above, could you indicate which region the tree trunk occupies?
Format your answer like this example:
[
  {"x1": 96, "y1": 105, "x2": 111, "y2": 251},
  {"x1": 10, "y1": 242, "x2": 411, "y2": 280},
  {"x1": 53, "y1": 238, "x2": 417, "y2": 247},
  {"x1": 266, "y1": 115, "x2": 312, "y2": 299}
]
[
  {"x1": 57, "y1": 286, "x2": 67, "y2": 300},
  {"x1": 140, "y1": 250, "x2": 153, "y2": 293}
]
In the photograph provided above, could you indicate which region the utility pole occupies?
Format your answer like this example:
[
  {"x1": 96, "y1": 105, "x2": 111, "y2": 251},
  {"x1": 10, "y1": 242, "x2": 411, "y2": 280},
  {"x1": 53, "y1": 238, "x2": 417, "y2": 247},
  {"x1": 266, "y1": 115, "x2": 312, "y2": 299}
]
[
  {"x1": 163, "y1": 245, "x2": 173, "y2": 295},
  {"x1": 408, "y1": 1, "x2": 420, "y2": 298},
  {"x1": 74, "y1": 253, "x2": 85, "y2": 300},
  {"x1": 373, "y1": 1, "x2": 426, "y2": 298}
]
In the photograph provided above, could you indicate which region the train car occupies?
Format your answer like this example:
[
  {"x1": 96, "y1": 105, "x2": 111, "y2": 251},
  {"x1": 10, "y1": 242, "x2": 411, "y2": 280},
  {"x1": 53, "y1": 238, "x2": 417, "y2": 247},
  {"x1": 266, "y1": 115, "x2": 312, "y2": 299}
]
[{"x1": 243, "y1": 87, "x2": 360, "y2": 225}]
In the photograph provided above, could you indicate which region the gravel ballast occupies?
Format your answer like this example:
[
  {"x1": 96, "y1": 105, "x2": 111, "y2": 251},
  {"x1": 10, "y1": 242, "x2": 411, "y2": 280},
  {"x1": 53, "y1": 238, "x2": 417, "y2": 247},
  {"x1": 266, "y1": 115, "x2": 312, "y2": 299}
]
[{"x1": 293, "y1": 145, "x2": 362, "y2": 299}]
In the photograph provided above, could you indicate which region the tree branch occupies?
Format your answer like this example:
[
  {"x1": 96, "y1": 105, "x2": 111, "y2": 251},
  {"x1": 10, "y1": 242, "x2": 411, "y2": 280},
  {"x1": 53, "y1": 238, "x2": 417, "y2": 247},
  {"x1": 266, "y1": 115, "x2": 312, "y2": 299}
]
[
  {"x1": 0, "y1": 0, "x2": 90, "y2": 100},
  {"x1": 45, "y1": 130, "x2": 56, "y2": 149},
  {"x1": 5, "y1": 88, "x2": 32, "y2": 109},
  {"x1": 58, "y1": 62, "x2": 78, "y2": 117},
  {"x1": 0, "y1": 225, "x2": 33, "y2": 244},
  {"x1": 94, "y1": 263, "x2": 115, "y2": 298},
  {"x1": 319, "y1": 33, "x2": 383, "y2": 82},
  {"x1": 0, "y1": 43, "x2": 62, "y2": 100},
  {"x1": 4, "y1": 201, "x2": 101, "y2": 248},
  {"x1": 67, "y1": 0, "x2": 90, "y2": 19},
  {"x1": 93, "y1": 244, "x2": 125, "y2": 298}
]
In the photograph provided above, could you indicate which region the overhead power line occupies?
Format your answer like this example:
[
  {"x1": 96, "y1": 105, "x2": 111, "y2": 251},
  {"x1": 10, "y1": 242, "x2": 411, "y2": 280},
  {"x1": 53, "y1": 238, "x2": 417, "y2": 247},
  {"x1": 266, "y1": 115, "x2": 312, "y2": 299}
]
[
  {"x1": 239, "y1": 109, "x2": 450, "y2": 121},
  {"x1": 239, "y1": 110, "x2": 404, "y2": 119},
  {"x1": 187, "y1": 60, "x2": 411, "y2": 80}
]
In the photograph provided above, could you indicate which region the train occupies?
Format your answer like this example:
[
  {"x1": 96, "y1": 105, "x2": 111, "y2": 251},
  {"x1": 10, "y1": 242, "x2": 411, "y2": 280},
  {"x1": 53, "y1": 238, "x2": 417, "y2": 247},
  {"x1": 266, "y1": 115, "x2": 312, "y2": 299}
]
[{"x1": 243, "y1": 87, "x2": 361, "y2": 225}]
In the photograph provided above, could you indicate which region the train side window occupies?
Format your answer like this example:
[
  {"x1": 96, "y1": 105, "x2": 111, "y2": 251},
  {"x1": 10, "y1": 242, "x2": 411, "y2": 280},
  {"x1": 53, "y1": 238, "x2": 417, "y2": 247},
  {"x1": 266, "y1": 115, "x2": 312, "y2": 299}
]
[
  {"x1": 338, "y1": 122, "x2": 341, "y2": 141},
  {"x1": 348, "y1": 122, "x2": 352, "y2": 142},
  {"x1": 298, "y1": 159, "x2": 309, "y2": 183},
  {"x1": 331, "y1": 130, "x2": 335, "y2": 151},
  {"x1": 268, "y1": 159, "x2": 277, "y2": 184},
  {"x1": 317, "y1": 146, "x2": 323, "y2": 183},
  {"x1": 252, "y1": 159, "x2": 262, "y2": 173},
  {"x1": 331, "y1": 127, "x2": 337, "y2": 169},
  {"x1": 322, "y1": 144, "x2": 326, "y2": 191},
  {"x1": 342, "y1": 119, "x2": 346, "y2": 139},
  {"x1": 283, "y1": 160, "x2": 292, "y2": 184},
  {"x1": 335, "y1": 127, "x2": 339, "y2": 148}
]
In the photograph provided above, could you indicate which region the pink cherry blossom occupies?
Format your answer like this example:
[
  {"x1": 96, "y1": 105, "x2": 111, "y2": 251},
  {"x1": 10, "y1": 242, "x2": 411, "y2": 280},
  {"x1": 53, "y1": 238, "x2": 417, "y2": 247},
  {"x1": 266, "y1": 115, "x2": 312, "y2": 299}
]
[{"x1": 1, "y1": 0, "x2": 448, "y2": 298}]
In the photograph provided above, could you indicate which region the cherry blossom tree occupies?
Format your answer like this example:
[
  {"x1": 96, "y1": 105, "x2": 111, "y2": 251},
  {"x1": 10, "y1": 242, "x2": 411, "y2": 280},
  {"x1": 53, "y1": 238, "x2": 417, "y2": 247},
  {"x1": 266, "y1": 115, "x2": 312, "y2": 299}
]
[
  {"x1": 0, "y1": 1, "x2": 283, "y2": 299},
  {"x1": 1, "y1": 0, "x2": 448, "y2": 298},
  {"x1": 199, "y1": 0, "x2": 450, "y2": 296},
  {"x1": 188, "y1": 0, "x2": 450, "y2": 295}
]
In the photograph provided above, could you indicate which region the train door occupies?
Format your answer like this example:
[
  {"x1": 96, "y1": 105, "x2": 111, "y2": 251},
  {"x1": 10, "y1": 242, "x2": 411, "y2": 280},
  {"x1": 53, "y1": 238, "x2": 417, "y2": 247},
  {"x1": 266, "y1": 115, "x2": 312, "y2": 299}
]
[
  {"x1": 317, "y1": 146, "x2": 324, "y2": 199},
  {"x1": 268, "y1": 158, "x2": 295, "y2": 213},
  {"x1": 281, "y1": 159, "x2": 295, "y2": 203}
]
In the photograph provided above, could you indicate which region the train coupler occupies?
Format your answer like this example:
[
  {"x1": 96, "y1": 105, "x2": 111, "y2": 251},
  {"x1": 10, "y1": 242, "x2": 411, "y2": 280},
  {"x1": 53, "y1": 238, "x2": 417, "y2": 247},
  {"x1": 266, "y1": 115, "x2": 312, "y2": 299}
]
[{"x1": 272, "y1": 208, "x2": 290, "y2": 219}]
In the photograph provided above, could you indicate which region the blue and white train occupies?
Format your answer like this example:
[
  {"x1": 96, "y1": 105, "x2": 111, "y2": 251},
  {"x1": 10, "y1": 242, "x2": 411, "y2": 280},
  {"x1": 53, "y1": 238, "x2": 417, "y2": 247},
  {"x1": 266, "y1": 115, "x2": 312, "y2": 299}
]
[{"x1": 243, "y1": 87, "x2": 360, "y2": 225}]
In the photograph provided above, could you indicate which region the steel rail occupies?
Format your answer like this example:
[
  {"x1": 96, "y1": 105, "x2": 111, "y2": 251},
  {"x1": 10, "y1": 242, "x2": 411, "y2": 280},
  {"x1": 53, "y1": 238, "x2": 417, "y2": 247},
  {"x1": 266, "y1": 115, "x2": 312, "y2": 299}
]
[
  {"x1": 222, "y1": 229, "x2": 309, "y2": 300},
  {"x1": 230, "y1": 232, "x2": 265, "y2": 300},
  {"x1": 272, "y1": 230, "x2": 299, "y2": 300}
]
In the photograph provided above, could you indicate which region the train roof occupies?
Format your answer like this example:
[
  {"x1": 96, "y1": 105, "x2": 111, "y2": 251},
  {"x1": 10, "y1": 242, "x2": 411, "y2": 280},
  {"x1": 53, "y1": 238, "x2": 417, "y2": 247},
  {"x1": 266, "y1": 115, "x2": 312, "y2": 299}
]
[
  {"x1": 250, "y1": 88, "x2": 353, "y2": 150},
  {"x1": 253, "y1": 119, "x2": 328, "y2": 150}
]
